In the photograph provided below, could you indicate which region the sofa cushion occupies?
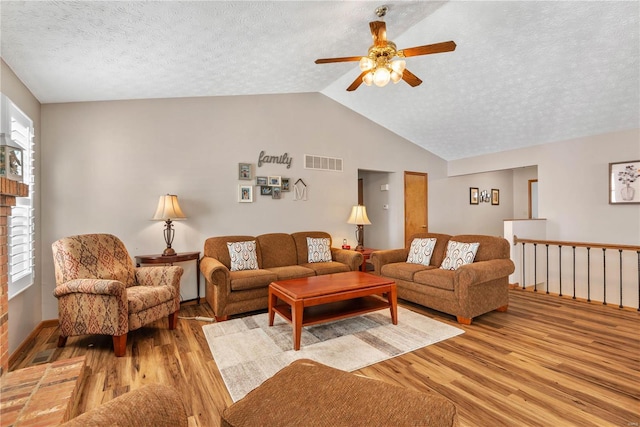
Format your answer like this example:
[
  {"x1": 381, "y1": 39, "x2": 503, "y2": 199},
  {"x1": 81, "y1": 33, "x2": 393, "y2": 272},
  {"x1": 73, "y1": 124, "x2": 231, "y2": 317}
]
[
  {"x1": 451, "y1": 234, "x2": 510, "y2": 261},
  {"x1": 300, "y1": 261, "x2": 350, "y2": 275},
  {"x1": 414, "y1": 269, "x2": 456, "y2": 291},
  {"x1": 256, "y1": 233, "x2": 298, "y2": 268},
  {"x1": 127, "y1": 284, "x2": 179, "y2": 312},
  {"x1": 405, "y1": 232, "x2": 452, "y2": 267},
  {"x1": 291, "y1": 231, "x2": 334, "y2": 265},
  {"x1": 265, "y1": 265, "x2": 315, "y2": 281},
  {"x1": 440, "y1": 241, "x2": 479, "y2": 270},
  {"x1": 204, "y1": 235, "x2": 258, "y2": 269},
  {"x1": 307, "y1": 237, "x2": 332, "y2": 262},
  {"x1": 381, "y1": 262, "x2": 434, "y2": 281},
  {"x1": 407, "y1": 238, "x2": 437, "y2": 266},
  {"x1": 227, "y1": 241, "x2": 259, "y2": 271},
  {"x1": 229, "y1": 269, "x2": 277, "y2": 291}
]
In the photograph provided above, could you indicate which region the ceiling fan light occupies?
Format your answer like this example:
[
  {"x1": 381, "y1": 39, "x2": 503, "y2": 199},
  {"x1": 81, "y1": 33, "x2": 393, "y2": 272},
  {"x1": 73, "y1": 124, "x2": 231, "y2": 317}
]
[
  {"x1": 391, "y1": 59, "x2": 406, "y2": 73},
  {"x1": 373, "y1": 67, "x2": 391, "y2": 87},
  {"x1": 390, "y1": 70, "x2": 403, "y2": 83},
  {"x1": 359, "y1": 57, "x2": 375, "y2": 72},
  {"x1": 362, "y1": 71, "x2": 374, "y2": 86}
]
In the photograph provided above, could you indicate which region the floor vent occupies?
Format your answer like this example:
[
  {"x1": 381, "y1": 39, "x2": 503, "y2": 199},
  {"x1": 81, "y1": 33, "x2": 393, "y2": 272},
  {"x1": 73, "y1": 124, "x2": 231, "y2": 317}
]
[{"x1": 304, "y1": 154, "x2": 343, "y2": 172}]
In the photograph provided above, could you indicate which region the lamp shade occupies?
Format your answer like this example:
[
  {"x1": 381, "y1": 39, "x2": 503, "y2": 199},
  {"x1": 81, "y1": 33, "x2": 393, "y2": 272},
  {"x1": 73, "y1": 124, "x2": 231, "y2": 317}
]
[
  {"x1": 347, "y1": 205, "x2": 371, "y2": 225},
  {"x1": 152, "y1": 194, "x2": 186, "y2": 220}
]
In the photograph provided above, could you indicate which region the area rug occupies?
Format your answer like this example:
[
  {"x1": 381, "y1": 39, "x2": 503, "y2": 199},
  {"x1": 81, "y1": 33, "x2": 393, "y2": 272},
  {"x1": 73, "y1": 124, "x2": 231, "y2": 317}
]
[{"x1": 202, "y1": 306, "x2": 464, "y2": 401}]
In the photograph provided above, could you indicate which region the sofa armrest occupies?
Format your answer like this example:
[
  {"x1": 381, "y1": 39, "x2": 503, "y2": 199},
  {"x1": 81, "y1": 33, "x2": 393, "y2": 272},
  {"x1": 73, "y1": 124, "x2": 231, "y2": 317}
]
[
  {"x1": 455, "y1": 259, "x2": 515, "y2": 288},
  {"x1": 331, "y1": 248, "x2": 363, "y2": 271},
  {"x1": 370, "y1": 249, "x2": 408, "y2": 274},
  {"x1": 200, "y1": 256, "x2": 230, "y2": 287},
  {"x1": 135, "y1": 266, "x2": 184, "y2": 288},
  {"x1": 53, "y1": 279, "x2": 126, "y2": 299},
  {"x1": 60, "y1": 384, "x2": 188, "y2": 427}
]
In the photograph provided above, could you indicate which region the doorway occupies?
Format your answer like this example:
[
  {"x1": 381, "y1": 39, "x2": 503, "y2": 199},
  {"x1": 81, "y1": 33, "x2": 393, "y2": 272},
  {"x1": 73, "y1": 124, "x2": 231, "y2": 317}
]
[
  {"x1": 404, "y1": 171, "x2": 428, "y2": 245},
  {"x1": 528, "y1": 179, "x2": 538, "y2": 218}
]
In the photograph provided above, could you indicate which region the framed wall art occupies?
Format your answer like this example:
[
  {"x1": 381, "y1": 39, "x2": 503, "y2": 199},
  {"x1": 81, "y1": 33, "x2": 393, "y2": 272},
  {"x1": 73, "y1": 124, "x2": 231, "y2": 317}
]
[
  {"x1": 281, "y1": 178, "x2": 290, "y2": 192},
  {"x1": 272, "y1": 187, "x2": 281, "y2": 199},
  {"x1": 268, "y1": 176, "x2": 281, "y2": 186},
  {"x1": 260, "y1": 186, "x2": 272, "y2": 196},
  {"x1": 239, "y1": 163, "x2": 252, "y2": 180},
  {"x1": 610, "y1": 160, "x2": 640, "y2": 204},
  {"x1": 491, "y1": 189, "x2": 500, "y2": 205},
  {"x1": 256, "y1": 176, "x2": 267, "y2": 186},
  {"x1": 470, "y1": 187, "x2": 479, "y2": 205},
  {"x1": 238, "y1": 185, "x2": 253, "y2": 202}
]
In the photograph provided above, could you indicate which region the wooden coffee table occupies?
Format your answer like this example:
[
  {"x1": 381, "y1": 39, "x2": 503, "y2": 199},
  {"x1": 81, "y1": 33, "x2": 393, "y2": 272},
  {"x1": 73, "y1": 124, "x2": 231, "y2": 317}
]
[{"x1": 268, "y1": 271, "x2": 397, "y2": 350}]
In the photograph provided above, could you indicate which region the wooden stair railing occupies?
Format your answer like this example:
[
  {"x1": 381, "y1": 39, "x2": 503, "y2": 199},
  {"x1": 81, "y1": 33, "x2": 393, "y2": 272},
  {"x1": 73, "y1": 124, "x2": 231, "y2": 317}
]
[{"x1": 513, "y1": 236, "x2": 640, "y2": 311}]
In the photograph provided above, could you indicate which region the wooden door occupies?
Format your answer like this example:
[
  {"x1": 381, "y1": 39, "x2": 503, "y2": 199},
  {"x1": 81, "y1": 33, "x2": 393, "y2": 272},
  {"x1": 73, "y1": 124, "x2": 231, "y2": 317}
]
[{"x1": 404, "y1": 172, "x2": 428, "y2": 245}]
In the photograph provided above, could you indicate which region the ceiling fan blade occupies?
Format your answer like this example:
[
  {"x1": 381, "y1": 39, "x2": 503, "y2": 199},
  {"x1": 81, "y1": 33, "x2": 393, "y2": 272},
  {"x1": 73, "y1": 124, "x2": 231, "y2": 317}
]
[
  {"x1": 315, "y1": 56, "x2": 362, "y2": 64},
  {"x1": 402, "y1": 69, "x2": 423, "y2": 87},
  {"x1": 400, "y1": 41, "x2": 457, "y2": 58},
  {"x1": 369, "y1": 20, "x2": 387, "y2": 47},
  {"x1": 347, "y1": 71, "x2": 369, "y2": 92}
]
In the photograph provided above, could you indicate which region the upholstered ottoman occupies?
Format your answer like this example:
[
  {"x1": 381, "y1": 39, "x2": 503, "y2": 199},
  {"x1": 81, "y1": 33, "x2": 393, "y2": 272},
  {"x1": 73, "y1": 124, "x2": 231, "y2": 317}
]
[{"x1": 220, "y1": 359, "x2": 459, "y2": 427}]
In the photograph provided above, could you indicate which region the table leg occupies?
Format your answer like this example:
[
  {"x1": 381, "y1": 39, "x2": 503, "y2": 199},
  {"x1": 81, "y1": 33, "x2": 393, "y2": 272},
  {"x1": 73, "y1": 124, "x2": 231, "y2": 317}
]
[
  {"x1": 268, "y1": 288, "x2": 277, "y2": 326},
  {"x1": 388, "y1": 285, "x2": 398, "y2": 325},
  {"x1": 292, "y1": 300, "x2": 303, "y2": 351}
]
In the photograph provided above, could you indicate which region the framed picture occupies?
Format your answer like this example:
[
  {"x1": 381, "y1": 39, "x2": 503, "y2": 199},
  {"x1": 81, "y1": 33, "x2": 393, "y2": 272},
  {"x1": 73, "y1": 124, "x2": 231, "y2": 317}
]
[
  {"x1": 272, "y1": 187, "x2": 281, "y2": 199},
  {"x1": 260, "y1": 185, "x2": 272, "y2": 196},
  {"x1": 239, "y1": 163, "x2": 252, "y2": 180},
  {"x1": 256, "y1": 176, "x2": 268, "y2": 186},
  {"x1": 470, "y1": 187, "x2": 479, "y2": 205},
  {"x1": 238, "y1": 185, "x2": 253, "y2": 202},
  {"x1": 268, "y1": 176, "x2": 281, "y2": 186},
  {"x1": 491, "y1": 189, "x2": 500, "y2": 205},
  {"x1": 281, "y1": 178, "x2": 290, "y2": 192},
  {"x1": 610, "y1": 160, "x2": 640, "y2": 204}
]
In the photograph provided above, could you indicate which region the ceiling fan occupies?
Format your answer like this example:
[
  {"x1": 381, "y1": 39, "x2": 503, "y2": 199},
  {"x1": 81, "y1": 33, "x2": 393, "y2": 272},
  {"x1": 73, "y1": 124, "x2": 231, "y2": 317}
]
[{"x1": 315, "y1": 5, "x2": 456, "y2": 91}]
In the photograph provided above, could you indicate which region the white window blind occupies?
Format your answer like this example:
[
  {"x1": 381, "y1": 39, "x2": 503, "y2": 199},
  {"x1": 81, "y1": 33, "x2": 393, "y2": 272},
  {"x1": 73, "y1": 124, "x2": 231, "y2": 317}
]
[{"x1": 1, "y1": 94, "x2": 35, "y2": 299}]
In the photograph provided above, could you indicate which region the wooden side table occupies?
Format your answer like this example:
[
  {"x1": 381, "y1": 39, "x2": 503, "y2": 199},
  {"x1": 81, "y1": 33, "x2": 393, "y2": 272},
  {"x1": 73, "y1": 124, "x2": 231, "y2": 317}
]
[
  {"x1": 355, "y1": 248, "x2": 376, "y2": 272},
  {"x1": 135, "y1": 251, "x2": 201, "y2": 303}
]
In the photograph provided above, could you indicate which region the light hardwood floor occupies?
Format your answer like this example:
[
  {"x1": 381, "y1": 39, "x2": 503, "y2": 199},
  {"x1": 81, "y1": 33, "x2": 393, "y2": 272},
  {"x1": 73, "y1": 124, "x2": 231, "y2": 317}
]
[{"x1": 9, "y1": 289, "x2": 640, "y2": 427}]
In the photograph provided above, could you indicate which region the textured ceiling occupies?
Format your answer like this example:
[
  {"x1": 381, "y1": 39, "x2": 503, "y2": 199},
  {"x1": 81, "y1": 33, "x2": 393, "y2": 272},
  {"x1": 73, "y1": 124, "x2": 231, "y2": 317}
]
[{"x1": 1, "y1": 1, "x2": 638, "y2": 160}]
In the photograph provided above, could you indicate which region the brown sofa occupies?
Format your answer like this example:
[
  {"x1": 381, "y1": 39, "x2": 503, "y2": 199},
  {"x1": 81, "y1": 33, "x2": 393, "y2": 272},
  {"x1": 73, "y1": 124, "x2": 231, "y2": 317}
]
[
  {"x1": 370, "y1": 233, "x2": 515, "y2": 325},
  {"x1": 200, "y1": 231, "x2": 363, "y2": 320},
  {"x1": 221, "y1": 359, "x2": 458, "y2": 427}
]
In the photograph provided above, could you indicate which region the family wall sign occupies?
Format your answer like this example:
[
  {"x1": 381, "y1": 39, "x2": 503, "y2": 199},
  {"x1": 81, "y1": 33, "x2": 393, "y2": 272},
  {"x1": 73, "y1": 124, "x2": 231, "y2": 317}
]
[{"x1": 258, "y1": 151, "x2": 293, "y2": 169}]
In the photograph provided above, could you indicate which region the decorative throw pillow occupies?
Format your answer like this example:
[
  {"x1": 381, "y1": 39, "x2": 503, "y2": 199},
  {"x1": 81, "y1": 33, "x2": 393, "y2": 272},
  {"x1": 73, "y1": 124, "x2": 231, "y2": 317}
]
[
  {"x1": 406, "y1": 238, "x2": 437, "y2": 266},
  {"x1": 440, "y1": 241, "x2": 480, "y2": 271},
  {"x1": 227, "y1": 241, "x2": 259, "y2": 271},
  {"x1": 307, "y1": 237, "x2": 332, "y2": 263}
]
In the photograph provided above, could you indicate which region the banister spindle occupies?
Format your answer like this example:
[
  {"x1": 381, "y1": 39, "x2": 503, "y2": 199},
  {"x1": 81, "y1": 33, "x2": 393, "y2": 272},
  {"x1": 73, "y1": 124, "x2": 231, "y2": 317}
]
[
  {"x1": 534, "y1": 243, "x2": 538, "y2": 292},
  {"x1": 521, "y1": 242, "x2": 526, "y2": 290},
  {"x1": 572, "y1": 246, "x2": 576, "y2": 299},
  {"x1": 546, "y1": 244, "x2": 549, "y2": 294},
  {"x1": 558, "y1": 245, "x2": 563, "y2": 297},
  {"x1": 587, "y1": 247, "x2": 591, "y2": 303},
  {"x1": 619, "y1": 249, "x2": 623, "y2": 309},
  {"x1": 602, "y1": 248, "x2": 607, "y2": 306}
]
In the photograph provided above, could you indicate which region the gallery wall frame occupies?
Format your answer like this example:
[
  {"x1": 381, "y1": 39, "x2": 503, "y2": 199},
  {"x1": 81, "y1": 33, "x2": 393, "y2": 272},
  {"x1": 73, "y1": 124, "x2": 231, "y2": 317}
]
[
  {"x1": 609, "y1": 160, "x2": 640, "y2": 204},
  {"x1": 238, "y1": 185, "x2": 253, "y2": 202},
  {"x1": 470, "y1": 187, "x2": 479, "y2": 205},
  {"x1": 491, "y1": 189, "x2": 500, "y2": 205},
  {"x1": 239, "y1": 163, "x2": 252, "y2": 180}
]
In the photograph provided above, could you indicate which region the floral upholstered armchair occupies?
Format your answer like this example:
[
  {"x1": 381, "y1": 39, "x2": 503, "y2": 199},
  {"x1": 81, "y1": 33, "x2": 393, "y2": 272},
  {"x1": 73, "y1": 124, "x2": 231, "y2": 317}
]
[{"x1": 52, "y1": 234, "x2": 183, "y2": 356}]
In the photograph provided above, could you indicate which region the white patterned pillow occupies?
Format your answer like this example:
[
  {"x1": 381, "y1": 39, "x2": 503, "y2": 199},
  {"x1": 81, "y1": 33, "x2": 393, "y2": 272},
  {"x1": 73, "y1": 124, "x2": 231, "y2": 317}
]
[
  {"x1": 440, "y1": 241, "x2": 480, "y2": 270},
  {"x1": 307, "y1": 237, "x2": 332, "y2": 263},
  {"x1": 406, "y1": 238, "x2": 437, "y2": 266},
  {"x1": 227, "y1": 241, "x2": 259, "y2": 271}
]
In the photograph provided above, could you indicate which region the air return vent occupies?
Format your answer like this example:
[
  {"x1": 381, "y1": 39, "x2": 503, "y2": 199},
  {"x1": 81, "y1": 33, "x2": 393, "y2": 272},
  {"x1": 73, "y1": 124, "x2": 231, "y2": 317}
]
[{"x1": 304, "y1": 154, "x2": 343, "y2": 172}]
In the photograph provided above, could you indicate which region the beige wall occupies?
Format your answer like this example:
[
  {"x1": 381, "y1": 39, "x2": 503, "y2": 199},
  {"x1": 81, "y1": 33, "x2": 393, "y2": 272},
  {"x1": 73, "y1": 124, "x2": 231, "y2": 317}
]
[
  {"x1": 40, "y1": 93, "x2": 450, "y2": 319},
  {"x1": 0, "y1": 59, "x2": 42, "y2": 354}
]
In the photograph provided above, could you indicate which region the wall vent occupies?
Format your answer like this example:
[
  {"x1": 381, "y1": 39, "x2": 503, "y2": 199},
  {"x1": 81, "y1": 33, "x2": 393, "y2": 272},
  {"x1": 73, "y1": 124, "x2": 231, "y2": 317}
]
[{"x1": 304, "y1": 154, "x2": 343, "y2": 172}]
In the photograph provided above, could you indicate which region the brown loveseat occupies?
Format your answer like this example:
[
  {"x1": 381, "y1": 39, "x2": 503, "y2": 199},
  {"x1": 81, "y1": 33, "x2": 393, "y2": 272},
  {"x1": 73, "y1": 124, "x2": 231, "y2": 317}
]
[
  {"x1": 200, "y1": 231, "x2": 363, "y2": 320},
  {"x1": 370, "y1": 233, "x2": 515, "y2": 325}
]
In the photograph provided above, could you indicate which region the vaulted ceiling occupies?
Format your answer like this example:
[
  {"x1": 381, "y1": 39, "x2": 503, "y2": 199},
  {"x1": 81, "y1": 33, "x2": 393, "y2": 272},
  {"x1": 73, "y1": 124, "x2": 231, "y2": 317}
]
[{"x1": 1, "y1": 1, "x2": 638, "y2": 160}]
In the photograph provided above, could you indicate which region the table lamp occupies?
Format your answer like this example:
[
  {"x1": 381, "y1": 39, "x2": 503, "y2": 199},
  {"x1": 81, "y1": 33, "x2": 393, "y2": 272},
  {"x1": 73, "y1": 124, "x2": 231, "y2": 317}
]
[
  {"x1": 152, "y1": 194, "x2": 186, "y2": 256},
  {"x1": 347, "y1": 204, "x2": 371, "y2": 251}
]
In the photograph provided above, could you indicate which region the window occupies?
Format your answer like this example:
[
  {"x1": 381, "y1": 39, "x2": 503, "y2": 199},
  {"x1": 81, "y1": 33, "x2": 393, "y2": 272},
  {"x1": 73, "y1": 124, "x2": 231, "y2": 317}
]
[{"x1": 1, "y1": 94, "x2": 35, "y2": 299}]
